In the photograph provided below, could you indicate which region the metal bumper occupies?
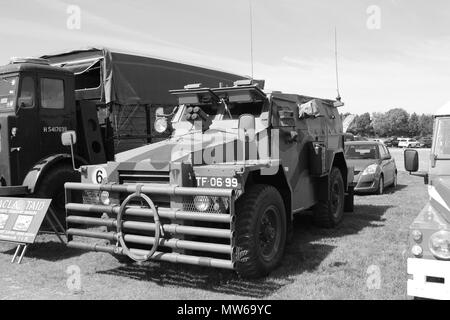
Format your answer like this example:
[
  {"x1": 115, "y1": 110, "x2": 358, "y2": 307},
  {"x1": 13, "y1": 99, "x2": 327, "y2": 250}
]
[
  {"x1": 407, "y1": 258, "x2": 450, "y2": 299},
  {"x1": 64, "y1": 182, "x2": 237, "y2": 270}
]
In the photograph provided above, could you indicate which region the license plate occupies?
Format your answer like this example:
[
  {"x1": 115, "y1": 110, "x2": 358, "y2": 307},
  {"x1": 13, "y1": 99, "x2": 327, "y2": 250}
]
[{"x1": 195, "y1": 176, "x2": 240, "y2": 188}]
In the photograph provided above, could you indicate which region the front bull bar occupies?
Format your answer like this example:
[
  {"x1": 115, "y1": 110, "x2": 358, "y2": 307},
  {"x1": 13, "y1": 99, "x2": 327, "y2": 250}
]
[{"x1": 64, "y1": 182, "x2": 237, "y2": 270}]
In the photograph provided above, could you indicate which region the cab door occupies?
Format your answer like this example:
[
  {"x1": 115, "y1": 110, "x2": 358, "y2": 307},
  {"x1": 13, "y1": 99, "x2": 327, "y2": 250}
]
[
  {"x1": 13, "y1": 74, "x2": 40, "y2": 183},
  {"x1": 379, "y1": 144, "x2": 395, "y2": 185},
  {"x1": 38, "y1": 75, "x2": 74, "y2": 157}
]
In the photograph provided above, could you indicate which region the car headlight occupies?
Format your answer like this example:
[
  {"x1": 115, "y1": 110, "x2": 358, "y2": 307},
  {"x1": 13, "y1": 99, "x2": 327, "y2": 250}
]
[
  {"x1": 154, "y1": 117, "x2": 168, "y2": 133},
  {"x1": 411, "y1": 245, "x2": 423, "y2": 257},
  {"x1": 194, "y1": 196, "x2": 211, "y2": 212},
  {"x1": 362, "y1": 164, "x2": 378, "y2": 175},
  {"x1": 429, "y1": 231, "x2": 450, "y2": 260},
  {"x1": 411, "y1": 230, "x2": 423, "y2": 243},
  {"x1": 100, "y1": 191, "x2": 110, "y2": 206}
]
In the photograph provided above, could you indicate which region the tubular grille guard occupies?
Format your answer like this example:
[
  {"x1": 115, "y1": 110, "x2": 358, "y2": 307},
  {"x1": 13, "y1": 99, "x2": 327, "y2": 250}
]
[{"x1": 65, "y1": 182, "x2": 237, "y2": 270}]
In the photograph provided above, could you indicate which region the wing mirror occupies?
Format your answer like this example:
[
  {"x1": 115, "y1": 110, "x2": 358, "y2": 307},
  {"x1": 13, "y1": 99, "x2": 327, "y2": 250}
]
[
  {"x1": 404, "y1": 149, "x2": 418, "y2": 172},
  {"x1": 16, "y1": 96, "x2": 34, "y2": 112},
  {"x1": 404, "y1": 149, "x2": 429, "y2": 184},
  {"x1": 61, "y1": 131, "x2": 82, "y2": 173},
  {"x1": 61, "y1": 130, "x2": 77, "y2": 146}
]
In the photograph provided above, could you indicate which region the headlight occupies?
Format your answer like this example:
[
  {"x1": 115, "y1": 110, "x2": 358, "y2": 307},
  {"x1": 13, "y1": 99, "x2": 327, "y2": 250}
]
[
  {"x1": 429, "y1": 231, "x2": 450, "y2": 260},
  {"x1": 411, "y1": 245, "x2": 423, "y2": 257},
  {"x1": 411, "y1": 230, "x2": 423, "y2": 242},
  {"x1": 100, "y1": 191, "x2": 110, "y2": 206},
  {"x1": 362, "y1": 164, "x2": 378, "y2": 175},
  {"x1": 154, "y1": 117, "x2": 168, "y2": 133},
  {"x1": 194, "y1": 196, "x2": 211, "y2": 212}
]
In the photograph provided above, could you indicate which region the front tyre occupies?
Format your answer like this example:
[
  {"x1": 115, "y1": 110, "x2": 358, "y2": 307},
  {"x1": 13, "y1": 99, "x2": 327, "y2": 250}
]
[
  {"x1": 313, "y1": 167, "x2": 345, "y2": 228},
  {"x1": 235, "y1": 185, "x2": 287, "y2": 278},
  {"x1": 377, "y1": 175, "x2": 384, "y2": 195},
  {"x1": 36, "y1": 164, "x2": 80, "y2": 228}
]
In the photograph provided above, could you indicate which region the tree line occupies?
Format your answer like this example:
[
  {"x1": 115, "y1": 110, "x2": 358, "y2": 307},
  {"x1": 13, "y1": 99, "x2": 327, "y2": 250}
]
[{"x1": 343, "y1": 108, "x2": 434, "y2": 138}]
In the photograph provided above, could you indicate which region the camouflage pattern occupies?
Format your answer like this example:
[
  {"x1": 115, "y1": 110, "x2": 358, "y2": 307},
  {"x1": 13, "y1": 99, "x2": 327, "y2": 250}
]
[{"x1": 65, "y1": 83, "x2": 352, "y2": 271}]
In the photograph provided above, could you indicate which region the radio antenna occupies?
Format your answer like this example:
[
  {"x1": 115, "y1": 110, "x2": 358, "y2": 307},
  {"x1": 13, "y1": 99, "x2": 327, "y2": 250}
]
[
  {"x1": 334, "y1": 27, "x2": 341, "y2": 101},
  {"x1": 249, "y1": 0, "x2": 254, "y2": 81}
]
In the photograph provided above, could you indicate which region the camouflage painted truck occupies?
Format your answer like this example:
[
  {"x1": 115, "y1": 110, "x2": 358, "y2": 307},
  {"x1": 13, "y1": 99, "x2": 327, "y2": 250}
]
[
  {"x1": 62, "y1": 80, "x2": 354, "y2": 278},
  {"x1": 405, "y1": 102, "x2": 450, "y2": 299}
]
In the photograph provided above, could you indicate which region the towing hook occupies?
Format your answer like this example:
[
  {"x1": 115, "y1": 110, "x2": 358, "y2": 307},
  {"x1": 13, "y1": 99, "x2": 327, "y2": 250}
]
[{"x1": 116, "y1": 191, "x2": 162, "y2": 262}]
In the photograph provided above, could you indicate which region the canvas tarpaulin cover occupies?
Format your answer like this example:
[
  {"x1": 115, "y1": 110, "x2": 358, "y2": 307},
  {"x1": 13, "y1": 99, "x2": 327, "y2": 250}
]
[{"x1": 42, "y1": 47, "x2": 245, "y2": 106}]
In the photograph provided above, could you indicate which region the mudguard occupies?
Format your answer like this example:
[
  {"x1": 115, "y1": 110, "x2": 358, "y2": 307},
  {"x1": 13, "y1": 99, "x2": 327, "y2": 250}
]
[{"x1": 22, "y1": 153, "x2": 87, "y2": 193}]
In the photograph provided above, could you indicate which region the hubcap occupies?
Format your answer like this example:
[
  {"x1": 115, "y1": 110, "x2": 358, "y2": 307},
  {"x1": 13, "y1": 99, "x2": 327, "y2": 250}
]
[{"x1": 258, "y1": 205, "x2": 281, "y2": 261}]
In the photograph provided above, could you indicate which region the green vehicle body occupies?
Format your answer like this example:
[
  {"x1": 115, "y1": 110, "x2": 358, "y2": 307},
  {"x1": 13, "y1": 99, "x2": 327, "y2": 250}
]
[
  {"x1": 65, "y1": 81, "x2": 354, "y2": 277},
  {"x1": 406, "y1": 103, "x2": 450, "y2": 299}
]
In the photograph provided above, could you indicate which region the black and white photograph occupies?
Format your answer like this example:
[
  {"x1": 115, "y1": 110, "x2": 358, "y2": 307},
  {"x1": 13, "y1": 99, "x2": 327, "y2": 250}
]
[{"x1": 0, "y1": 0, "x2": 449, "y2": 306}]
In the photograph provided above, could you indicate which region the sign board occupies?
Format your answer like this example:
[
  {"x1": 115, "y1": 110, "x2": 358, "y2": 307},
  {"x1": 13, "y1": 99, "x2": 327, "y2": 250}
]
[{"x1": 0, "y1": 197, "x2": 52, "y2": 244}]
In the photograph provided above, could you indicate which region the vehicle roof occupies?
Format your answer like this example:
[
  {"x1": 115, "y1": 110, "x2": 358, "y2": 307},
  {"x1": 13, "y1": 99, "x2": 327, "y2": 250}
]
[
  {"x1": 435, "y1": 101, "x2": 450, "y2": 117},
  {"x1": 345, "y1": 141, "x2": 384, "y2": 146},
  {"x1": 0, "y1": 61, "x2": 72, "y2": 76}
]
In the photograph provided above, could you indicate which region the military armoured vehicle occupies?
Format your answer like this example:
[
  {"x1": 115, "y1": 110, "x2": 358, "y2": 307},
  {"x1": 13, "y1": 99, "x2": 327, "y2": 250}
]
[
  {"x1": 63, "y1": 80, "x2": 354, "y2": 278},
  {"x1": 405, "y1": 102, "x2": 450, "y2": 299}
]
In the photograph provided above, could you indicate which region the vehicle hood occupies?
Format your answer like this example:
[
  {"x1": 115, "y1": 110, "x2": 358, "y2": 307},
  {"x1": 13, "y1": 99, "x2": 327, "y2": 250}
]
[
  {"x1": 114, "y1": 128, "x2": 257, "y2": 166},
  {"x1": 430, "y1": 177, "x2": 450, "y2": 219},
  {"x1": 346, "y1": 159, "x2": 380, "y2": 173}
]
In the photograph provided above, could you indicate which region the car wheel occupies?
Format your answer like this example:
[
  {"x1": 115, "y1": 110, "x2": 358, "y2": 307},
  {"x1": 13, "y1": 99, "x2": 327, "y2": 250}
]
[
  {"x1": 36, "y1": 164, "x2": 80, "y2": 229},
  {"x1": 392, "y1": 172, "x2": 398, "y2": 189},
  {"x1": 235, "y1": 184, "x2": 287, "y2": 278},
  {"x1": 377, "y1": 175, "x2": 384, "y2": 195},
  {"x1": 313, "y1": 167, "x2": 345, "y2": 228}
]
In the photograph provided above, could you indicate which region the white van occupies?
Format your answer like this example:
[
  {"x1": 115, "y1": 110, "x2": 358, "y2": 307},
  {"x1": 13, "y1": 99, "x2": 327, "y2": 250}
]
[{"x1": 398, "y1": 138, "x2": 420, "y2": 148}]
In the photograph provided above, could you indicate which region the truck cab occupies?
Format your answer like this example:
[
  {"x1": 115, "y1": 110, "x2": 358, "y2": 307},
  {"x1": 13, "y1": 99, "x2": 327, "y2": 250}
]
[
  {"x1": 0, "y1": 58, "x2": 76, "y2": 188},
  {"x1": 405, "y1": 103, "x2": 450, "y2": 299}
]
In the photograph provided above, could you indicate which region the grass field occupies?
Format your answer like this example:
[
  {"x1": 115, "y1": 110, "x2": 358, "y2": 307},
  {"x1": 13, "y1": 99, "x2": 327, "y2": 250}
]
[{"x1": 0, "y1": 148, "x2": 431, "y2": 300}]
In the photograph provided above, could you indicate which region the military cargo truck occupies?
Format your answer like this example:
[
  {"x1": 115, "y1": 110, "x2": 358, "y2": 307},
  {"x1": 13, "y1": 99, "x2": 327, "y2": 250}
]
[
  {"x1": 0, "y1": 48, "x2": 244, "y2": 223},
  {"x1": 405, "y1": 102, "x2": 450, "y2": 299},
  {"x1": 63, "y1": 80, "x2": 354, "y2": 278}
]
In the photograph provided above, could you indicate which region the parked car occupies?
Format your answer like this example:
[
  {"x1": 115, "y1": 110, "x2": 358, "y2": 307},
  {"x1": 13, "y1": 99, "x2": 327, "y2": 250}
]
[
  {"x1": 418, "y1": 136, "x2": 432, "y2": 148},
  {"x1": 344, "y1": 133, "x2": 355, "y2": 142},
  {"x1": 398, "y1": 138, "x2": 420, "y2": 148},
  {"x1": 344, "y1": 141, "x2": 397, "y2": 194},
  {"x1": 384, "y1": 137, "x2": 398, "y2": 148}
]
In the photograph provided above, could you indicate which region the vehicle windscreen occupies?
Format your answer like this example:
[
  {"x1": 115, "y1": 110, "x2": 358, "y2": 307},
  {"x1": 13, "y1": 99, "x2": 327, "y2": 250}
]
[
  {"x1": 224, "y1": 101, "x2": 264, "y2": 119},
  {"x1": 0, "y1": 75, "x2": 18, "y2": 110},
  {"x1": 345, "y1": 144, "x2": 379, "y2": 159},
  {"x1": 435, "y1": 118, "x2": 450, "y2": 158},
  {"x1": 182, "y1": 101, "x2": 264, "y2": 121}
]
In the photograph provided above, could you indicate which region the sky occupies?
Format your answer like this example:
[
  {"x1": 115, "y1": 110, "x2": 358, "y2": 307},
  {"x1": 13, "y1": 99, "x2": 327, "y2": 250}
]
[{"x1": 0, "y1": 0, "x2": 449, "y2": 115}]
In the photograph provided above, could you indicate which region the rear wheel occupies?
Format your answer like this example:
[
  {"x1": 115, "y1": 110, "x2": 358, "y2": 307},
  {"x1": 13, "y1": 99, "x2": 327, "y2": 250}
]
[
  {"x1": 392, "y1": 172, "x2": 398, "y2": 189},
  {"x1": 36, "y1": 164, "x2": 80, "y2": 228},
  {"x1": 235, "y1": 185, "x2": 287, "y2": 278},
  {"x1": 313, "y1": 167, "x2": 345, "y2": 228}
]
